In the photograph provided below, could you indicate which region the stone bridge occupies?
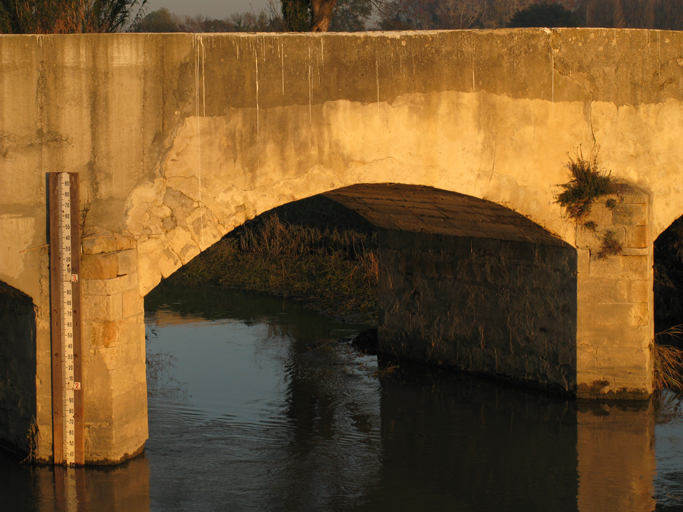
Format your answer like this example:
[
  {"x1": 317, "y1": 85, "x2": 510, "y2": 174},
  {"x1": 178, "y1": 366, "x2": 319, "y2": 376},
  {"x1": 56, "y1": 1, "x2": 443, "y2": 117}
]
[{"x1": 1, "y1": 29, "x2": 683, "y2": 464}]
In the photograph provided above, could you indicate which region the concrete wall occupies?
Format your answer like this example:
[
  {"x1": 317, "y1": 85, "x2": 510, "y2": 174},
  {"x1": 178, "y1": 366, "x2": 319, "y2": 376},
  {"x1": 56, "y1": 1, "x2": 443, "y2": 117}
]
[{"x1": 378, "y1": 230, "x2": 577, "y2": 393}]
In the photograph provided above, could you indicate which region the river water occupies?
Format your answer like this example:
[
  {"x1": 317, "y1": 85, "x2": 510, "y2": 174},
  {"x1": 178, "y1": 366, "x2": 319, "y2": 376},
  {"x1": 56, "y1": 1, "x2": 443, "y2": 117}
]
[{"x1": 2, "y1": 285, "x2": 683, "y2": 511}]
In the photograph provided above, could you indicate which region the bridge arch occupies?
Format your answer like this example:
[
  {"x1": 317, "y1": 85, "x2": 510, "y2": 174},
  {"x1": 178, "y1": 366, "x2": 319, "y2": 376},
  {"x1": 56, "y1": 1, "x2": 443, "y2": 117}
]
[
  {"x1": 125, "y1": 86, "x2": 580, "y2": 297},
  {"x1": 131, "y1": 179, "x2": 579, "y2": 387}
]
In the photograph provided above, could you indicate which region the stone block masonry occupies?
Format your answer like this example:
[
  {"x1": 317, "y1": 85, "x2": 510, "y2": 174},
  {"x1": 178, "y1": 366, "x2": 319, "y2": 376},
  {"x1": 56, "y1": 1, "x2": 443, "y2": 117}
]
[
  {"x1": 79, "y1": 232, "x2": 148, "y2": 463},
  {"x1": 575, "y1": 186, "x2": 653, "y2": 399},
  {"x1": 378, "y1": 230, "x2": 578, "y2": 394},
  {"x1": 377, "y1": 184, "x2": 653, "y2": 398}
]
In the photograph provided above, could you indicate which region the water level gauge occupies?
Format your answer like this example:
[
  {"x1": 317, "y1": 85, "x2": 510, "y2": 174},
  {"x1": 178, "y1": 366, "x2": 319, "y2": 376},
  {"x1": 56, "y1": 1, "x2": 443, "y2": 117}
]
[{"x1": 49, "y1": 172, "x2": 84, "y2": 466}]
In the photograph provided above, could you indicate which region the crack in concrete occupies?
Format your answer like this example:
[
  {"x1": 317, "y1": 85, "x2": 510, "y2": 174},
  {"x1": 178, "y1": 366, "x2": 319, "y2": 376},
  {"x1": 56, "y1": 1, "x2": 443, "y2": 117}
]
[
  {"x1": 346, "y1": 156, "x2": 399, "y2": 169},
  {"x1": 550, "y1": 36, "x2": 598, "y2": 146},
  {"x1": 252, "y1": 158, "x2": 377, "y2": 192}
]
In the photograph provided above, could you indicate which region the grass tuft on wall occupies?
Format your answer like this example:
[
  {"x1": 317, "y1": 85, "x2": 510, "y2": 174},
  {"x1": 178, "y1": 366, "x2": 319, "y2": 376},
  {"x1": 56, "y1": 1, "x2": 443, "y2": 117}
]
[{"x1": 557, "y1": 149, "x2": 615, "y2": 220}]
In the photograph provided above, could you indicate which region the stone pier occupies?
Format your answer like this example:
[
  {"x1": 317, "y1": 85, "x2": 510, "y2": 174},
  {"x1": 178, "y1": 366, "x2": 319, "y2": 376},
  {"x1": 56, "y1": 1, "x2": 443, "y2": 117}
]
[{"x1": 79, "y1": 234, "x2": 147, "y2": 463}]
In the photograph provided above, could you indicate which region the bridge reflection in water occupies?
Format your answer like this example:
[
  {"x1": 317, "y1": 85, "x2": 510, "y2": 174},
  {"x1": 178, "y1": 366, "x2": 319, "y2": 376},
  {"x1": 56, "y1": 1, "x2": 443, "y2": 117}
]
[
  {"x1": 1, "y1": 288, "x2": 668, "y2": 511},
  {"x1": 4, "y1": 390, "x2": 656, "y2": 511},
  {"x1": 365, "y1": 362, "x2": 656, "y2": 512},
  {"x1": 0, "y1": 453, "x2": 150, "y2": 512}
]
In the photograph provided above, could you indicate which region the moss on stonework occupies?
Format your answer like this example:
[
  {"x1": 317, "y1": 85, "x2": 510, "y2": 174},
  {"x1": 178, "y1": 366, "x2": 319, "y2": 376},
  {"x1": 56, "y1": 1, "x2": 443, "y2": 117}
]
[{"x1": 598, "y1": 230, "x2": 622, "y2": 259}]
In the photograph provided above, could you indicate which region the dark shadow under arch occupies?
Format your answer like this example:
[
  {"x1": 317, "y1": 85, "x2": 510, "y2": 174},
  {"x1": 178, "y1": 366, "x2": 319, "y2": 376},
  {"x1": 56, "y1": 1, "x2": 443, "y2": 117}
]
[
  {"x1": 654, "y1": 215, "x2": 683, "y2": 334},
  {"x1": 0, "y1": 281, "x2": 37, "y2": 457}
]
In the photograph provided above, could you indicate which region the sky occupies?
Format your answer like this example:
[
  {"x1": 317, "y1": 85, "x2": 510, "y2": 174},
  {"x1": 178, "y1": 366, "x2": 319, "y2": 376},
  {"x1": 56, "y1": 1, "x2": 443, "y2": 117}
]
[{"x1": 148, "y1": 0, "x2": 273, "y2": 19}]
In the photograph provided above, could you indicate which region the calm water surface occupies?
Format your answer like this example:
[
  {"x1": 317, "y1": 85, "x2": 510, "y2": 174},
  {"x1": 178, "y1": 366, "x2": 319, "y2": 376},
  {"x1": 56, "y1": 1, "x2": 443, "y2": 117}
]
[{"x1": 2, "y1": 285, "x2": 683, "y2": 511}]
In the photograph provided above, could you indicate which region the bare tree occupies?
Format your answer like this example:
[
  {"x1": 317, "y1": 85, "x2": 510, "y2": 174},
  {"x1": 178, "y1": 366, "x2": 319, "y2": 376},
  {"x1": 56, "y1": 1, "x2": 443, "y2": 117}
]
[
  {"x1": 0, "y1": 0, "x2": 147, "y2": 33},
  {"x1": 579, "y1": 0, "x2": 661, "y2": 28},
  {"x1": 330, "y1": 0, "x2": 373, "y2": 31},
  {"x1": 435, "y1": 0, "x2": 483, "y2": 29},
  {"x1": 654, "y1": 0, "x2": 683, "y2": 30}
]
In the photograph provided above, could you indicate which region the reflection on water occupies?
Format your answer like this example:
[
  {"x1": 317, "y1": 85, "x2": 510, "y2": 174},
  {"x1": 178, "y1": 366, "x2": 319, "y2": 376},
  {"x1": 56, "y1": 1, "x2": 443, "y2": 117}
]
[
  {"x1": 0, "y1": 451, "x2": 150, "y2": 512},
  {"x1": 2, "y1": 285, "x2": 683, "y2": 510}
]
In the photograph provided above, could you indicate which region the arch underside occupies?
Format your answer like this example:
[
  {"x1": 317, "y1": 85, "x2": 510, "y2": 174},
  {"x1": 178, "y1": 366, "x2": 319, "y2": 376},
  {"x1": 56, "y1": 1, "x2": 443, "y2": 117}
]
[
  {"x1": 325, "y1": 183, "x2": 566, "y2": 246},
  {"x1": 322, "y1": 184, "x2": 578, "y2": 393}
]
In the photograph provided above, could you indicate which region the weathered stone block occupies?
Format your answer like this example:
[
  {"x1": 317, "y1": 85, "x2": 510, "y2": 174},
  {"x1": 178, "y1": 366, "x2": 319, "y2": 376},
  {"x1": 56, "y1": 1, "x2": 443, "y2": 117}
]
[
  {"x1": 576, "y1": 227, "x2": 602, "y2": 249},
  {"x1": 629, "y1": 280, "x2": 651, "y2": 304},
  {"x1": 116, "y1": 249, "x2": 137, "y2": 276},
  {"x1": 122, "y1": 289, "x2": 144, "y2": 319},
  {"x1": 84, "y1": 425, "x2": 114, "y2": 462},
  {"x1": 82, "y1": 234, "x2": 117, "y2": 255},
  {"x1": 612, "y1": 203, "x2": 647, "y2": 226},
  {"x1": 629, "y1": 302, "x2": 649, "y2": 326},
  {"x1": 163, "y1": 188, "x2": 197, "y2": 225},
  {"x1": 167, "y1": 227, "x2": 200, "y2": 265},
  {"x1": 583, "y1": 205, "x2": 614, "y2": 228},
  {"x1": 593, "y1": 345, "x2": 651, "y2": 376},
  {"x1": 624, "y1": 225, "x2": 647, "y2": 248},
  {"x1": 589, "y1": 254, "x2": 622, "y2": 277},
  {"x1": 118, "y1": 320, "x2": 145, "y2": 354},
  {"x1": 577, "y1": 278, "x2": 629, "y2": 303},
  {"x1": 88, "y1": 321, "x2": 121, "y2": 349},
  {"x1": 82, "y1": 227, "x2": 136, "y2": 256},
  {"x1": 187, "y1": 208, "x2": 224, "y2": 251},
  {"x1": 84, "y1": 294, "x2": 123, "y2": 322},
  {"x1": 577, "y1": 249, "x2": 590, "y2": 274},
  {"x1": 83, "y1": 274, "x2": 137, "y2": 296},
  {"x1": 83, "y1": 357, "x2": 113, "y2": 422},
  {"x1": 115, "y1": 235, "x2": 136, "y2": 252},
  {"x1": 577, "y1": 323, "x2": 648, "y2": 349},
  {"x1": 580, "y1": 302, "x2": 637, "y2": 327},
  {"x1": 620, "y1": 192, "x2": 648, "y2": 205},
  {"x1": 621, "y1": 255, "x2": 650, "y2": 279},
  {"x1": 82, "y1": 253, "x2": 118, "y2": 280},
  {"x1": 577, "y1": 345, "x2": 597, "y2": 367}
]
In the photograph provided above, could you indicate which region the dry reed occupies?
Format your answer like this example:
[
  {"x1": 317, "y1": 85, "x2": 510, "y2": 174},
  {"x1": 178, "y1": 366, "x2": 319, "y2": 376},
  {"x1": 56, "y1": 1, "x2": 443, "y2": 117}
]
[
  {"x1": 653, "y1": 324, "x2": 683, "y2": 392},
  {"x1": 167, "y1": 213, "x2": 379, "y2": 323}
]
